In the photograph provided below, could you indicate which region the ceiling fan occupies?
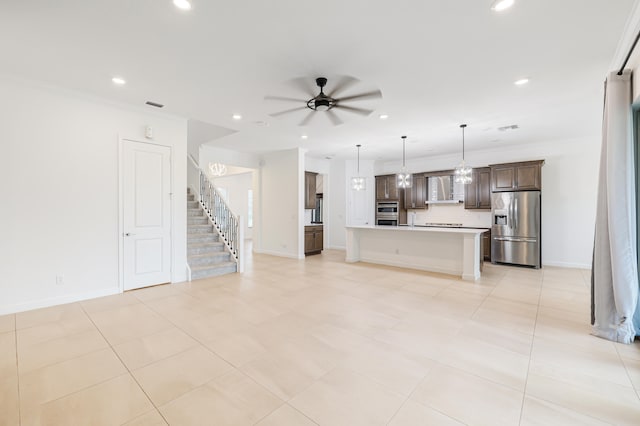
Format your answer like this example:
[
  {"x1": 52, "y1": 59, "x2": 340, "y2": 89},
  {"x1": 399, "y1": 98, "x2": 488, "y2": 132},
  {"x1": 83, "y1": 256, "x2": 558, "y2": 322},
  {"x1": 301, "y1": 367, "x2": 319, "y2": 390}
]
[{"x1": 265, "y1": 76, "x2": 382, "y2": 126}]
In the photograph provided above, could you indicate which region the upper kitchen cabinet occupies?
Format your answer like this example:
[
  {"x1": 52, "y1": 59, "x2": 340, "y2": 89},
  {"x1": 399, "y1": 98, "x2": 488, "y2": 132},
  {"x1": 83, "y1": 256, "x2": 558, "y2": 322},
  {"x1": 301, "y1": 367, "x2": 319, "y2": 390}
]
[
  {"x1": 305, "y1": 171, "x2": 317, "y2": 209},
  {"x1": 375, "y1": 175, "x2": 399, "y2": 200},
  {"x1": 404, "y1": 174, "x2": 427, "y2": 209},
  {"x1": 490, "y1": 160, "x2": 544, "y2": 192},
  {"x1": 464, "y1": 167, "x2": 491, "y2": 209}
]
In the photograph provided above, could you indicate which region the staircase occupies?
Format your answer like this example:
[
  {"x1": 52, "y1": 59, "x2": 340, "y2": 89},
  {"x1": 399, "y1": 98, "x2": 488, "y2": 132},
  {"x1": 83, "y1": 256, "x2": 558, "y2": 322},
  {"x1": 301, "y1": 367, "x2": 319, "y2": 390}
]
[{"x1": 187, "y1": 189, "x2": 237, "y2": 280}]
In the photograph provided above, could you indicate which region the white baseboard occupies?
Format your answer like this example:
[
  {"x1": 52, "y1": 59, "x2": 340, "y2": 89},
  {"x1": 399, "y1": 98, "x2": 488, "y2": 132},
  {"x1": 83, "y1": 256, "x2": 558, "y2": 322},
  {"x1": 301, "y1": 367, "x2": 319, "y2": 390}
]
[
  {"x1": 543, "y1": 261, "x2": 591, "y2": 270},
  {"x1": 252, "y1": 248, "x2": 304, "y2": 260},
  {"x1": 0, "y1": 287, "x2": 121, "y2": 316},
  {"x1": 327, "y1": 245, "x2": 346, "y2": 251}
]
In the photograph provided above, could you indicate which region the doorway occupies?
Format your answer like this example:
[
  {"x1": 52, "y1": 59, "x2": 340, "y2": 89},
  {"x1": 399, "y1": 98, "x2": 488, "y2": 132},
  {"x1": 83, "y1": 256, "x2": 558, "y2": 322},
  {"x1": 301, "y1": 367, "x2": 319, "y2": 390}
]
[{"x1": 121, "y1": 139, "x2": 172, "y2": 290}]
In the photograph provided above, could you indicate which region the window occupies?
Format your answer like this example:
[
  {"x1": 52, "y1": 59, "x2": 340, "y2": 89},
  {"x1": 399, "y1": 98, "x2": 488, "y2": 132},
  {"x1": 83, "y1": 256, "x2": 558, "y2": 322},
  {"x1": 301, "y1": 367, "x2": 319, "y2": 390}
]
[{"x1": 247, "y1": 189, "x2": 253, "y2": 228}]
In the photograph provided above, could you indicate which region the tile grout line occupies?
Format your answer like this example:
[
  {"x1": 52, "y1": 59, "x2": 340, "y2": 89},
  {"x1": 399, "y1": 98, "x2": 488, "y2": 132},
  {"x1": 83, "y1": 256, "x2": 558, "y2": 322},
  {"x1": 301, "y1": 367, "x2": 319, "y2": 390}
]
[
  {"x1": 388, "y1": 362, "x2": 468, "y2": 426},
  {"x1": 14, "y1": 314, "x2": 22, "y2": 426},
  {"x1": 613, "y1": 341, "x2": 640, "y2": 402},
  {"x1": 136, "y1": 288, "x2": 298, "y2": 420},
  {"x1": 517, "y1": 272, "x2": 544, "y2": 426},
  {"x1": 77, "y1": 303, "x2": 171, "y2": 426}
]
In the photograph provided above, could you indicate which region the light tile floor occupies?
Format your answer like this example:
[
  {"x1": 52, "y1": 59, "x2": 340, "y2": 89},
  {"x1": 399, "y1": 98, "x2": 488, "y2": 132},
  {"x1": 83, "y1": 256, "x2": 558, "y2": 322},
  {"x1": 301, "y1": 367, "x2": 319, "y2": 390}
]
[{"x1": 1, "y1": 249, "x2": 640, "y2": 425}]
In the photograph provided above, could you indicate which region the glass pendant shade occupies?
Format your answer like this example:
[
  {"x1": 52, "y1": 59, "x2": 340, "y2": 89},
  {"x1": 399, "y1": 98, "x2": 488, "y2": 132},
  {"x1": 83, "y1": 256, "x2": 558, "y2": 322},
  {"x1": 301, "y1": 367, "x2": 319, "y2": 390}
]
[
  {"x1": 351, "y1": 176, "x2": 366, "y2": 191},
  {"x1": 454, "y1": 161, "x2": 473, "y2": 184},
  {"x1": 351, "y1": 144, "x2": 366, "y2": 191},
  {"x1": 209, "y1": 162, "x2": 227, "y2": 177},
  {"x1": 396, "y1": 135, "x2": 412, "y2": 188},
  {"x1": 454, "y1": 124, "x2": 473, "y2": 184},
  {"x1": 396, "y1": 172, "x2": 412, "y2": 188}
]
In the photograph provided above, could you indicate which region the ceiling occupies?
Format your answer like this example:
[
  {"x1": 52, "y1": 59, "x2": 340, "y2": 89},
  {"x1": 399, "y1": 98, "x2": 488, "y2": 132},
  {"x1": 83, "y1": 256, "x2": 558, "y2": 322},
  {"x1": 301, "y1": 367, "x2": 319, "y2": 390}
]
[{"x1": 0, "y1": 0, "x2": 635, "y2": 161}]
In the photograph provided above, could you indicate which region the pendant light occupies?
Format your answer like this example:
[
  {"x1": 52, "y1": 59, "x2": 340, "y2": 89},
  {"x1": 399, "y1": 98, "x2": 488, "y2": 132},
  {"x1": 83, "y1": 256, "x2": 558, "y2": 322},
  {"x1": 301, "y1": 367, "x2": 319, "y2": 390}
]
[
  {"x1": 454, "y1": 124, "x2": 473, "y2": 184},
  {"x1": 396, "y1": 136, "x2": 412, "y2": 188},
  {"x1": 209, "y1": 162, "x2": 227, "y2": 177},
  {"x1": 350, "y1": 144, "x2": 366, "y2": 191}
]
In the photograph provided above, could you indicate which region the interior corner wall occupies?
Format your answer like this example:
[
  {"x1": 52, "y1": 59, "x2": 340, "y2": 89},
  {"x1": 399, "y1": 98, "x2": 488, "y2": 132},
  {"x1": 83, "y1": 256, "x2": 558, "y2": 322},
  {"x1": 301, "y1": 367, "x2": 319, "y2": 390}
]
[
  {"x1": 211, "y1": 172, "x2": 254, "y2": 239},
  {"x1": 255, "y1": 148, "x2": 303, "y2": 259},
  {"x1": 0, "y1": 78, "x2": 188, "y2": 314}
]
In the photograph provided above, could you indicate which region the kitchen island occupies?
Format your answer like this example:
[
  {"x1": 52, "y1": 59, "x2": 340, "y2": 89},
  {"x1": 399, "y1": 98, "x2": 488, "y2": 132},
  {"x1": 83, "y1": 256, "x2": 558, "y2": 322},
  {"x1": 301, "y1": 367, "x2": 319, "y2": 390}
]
[{"x1": 345, "y1": 225, "x2": 489, "y2": 281}]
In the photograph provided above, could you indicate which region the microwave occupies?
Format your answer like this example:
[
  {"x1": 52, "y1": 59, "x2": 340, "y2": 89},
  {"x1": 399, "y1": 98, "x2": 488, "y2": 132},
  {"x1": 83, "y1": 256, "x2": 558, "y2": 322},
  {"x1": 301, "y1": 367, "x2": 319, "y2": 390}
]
[{"x1": 376, "y1": 201, "x2": 399, "y2": 215}]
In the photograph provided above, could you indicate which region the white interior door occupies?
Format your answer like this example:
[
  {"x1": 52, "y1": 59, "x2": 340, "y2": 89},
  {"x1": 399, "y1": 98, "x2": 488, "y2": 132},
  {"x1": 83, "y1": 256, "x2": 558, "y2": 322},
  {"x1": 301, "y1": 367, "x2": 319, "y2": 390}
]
[{"x1": 122, "y1": 140, "x2": 172, "y2": 290}]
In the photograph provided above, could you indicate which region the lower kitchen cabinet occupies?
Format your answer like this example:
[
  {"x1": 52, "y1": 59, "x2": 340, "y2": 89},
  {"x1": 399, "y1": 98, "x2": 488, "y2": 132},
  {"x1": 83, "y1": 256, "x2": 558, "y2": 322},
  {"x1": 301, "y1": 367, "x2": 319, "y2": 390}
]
[
  {"x1": 483, "y1": 230, "x2": 491, "y2": 261},
  {"x1": 305, "y1": 225, "x2": 323, "y2": 255}
]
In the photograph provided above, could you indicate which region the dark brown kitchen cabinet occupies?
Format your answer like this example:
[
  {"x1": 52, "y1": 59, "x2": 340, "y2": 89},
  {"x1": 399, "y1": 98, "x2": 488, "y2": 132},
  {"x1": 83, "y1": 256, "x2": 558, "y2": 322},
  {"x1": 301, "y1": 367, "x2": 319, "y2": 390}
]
[
  {"x1": 375, "y1": 175, "x2": 399, "y2": 200},
  {"x1": 305, "y1": 172, "x2": 317, "y2": 209},
  {"x1": 465, "y1": 167, "x2": 491, "y2": 209},
  {"x1": 483, "y1": 230, "x2": 491, "y2": 261},
  {"x1": 490, "y1": 160, "x2": 544, "y2": 192},
  {"x1": 404, "y1": 174, "x2": 427, "y2": 209},
  {"x1": 304, "y1": 225, "x2": 323, "y2": 255}
]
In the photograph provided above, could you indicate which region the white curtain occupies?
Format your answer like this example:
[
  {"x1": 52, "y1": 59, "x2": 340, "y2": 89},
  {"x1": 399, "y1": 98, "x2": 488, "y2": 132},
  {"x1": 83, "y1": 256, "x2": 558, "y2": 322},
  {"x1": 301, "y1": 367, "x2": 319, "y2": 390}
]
[{"x1": 592, "y1": 70, "x2": 639, "y2": 344}]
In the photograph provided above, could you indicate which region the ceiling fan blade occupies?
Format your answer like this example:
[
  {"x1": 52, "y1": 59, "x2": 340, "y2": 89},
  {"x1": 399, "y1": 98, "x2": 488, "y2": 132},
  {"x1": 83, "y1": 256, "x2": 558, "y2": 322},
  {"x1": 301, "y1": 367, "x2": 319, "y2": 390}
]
[
  {"x1": 269, "y1": 106, "x2": 308, "y2": 117},
  {"x1": 289, "y1": 77, "x2": 317, "y2": 98},
  {"x1": 326, "y1": 110, "x2": 343, "y2": 126},
  {"x1": 334, "y1": 105, "x2": 374, "y2": 116},
  {"x1": 338, "y1": 90, "x2": 383, "y2": 103},
  {"x1": 326, "y1": 75, "x2": 359, "y2": 98},
  {"x1": 264, "y1": 95, "x2": 308, "y2": 103},
  {"x1": 299, "y1": 111, "x2": 316, "y2": 126}
]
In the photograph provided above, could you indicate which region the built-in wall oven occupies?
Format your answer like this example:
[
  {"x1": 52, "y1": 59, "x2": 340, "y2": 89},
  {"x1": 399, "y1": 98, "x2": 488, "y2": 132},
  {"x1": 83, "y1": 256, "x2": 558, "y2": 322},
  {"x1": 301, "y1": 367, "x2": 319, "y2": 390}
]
[{"x1": 376, "y1": 201, "x2": 399, "y2": 226}]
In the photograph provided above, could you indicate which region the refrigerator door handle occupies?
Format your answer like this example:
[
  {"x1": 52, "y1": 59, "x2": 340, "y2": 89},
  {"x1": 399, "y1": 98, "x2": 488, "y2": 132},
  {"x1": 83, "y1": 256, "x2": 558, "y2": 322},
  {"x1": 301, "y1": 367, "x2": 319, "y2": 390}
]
[
  {"x1": 508, "y1": 198, "x2": 513, "y2": 229},
  {"x1": 494, "y1": 236, "x2": 537, "y2": 243},
  {"x1": 514, "y1": 197, "x2": 518, "y2": 230}
]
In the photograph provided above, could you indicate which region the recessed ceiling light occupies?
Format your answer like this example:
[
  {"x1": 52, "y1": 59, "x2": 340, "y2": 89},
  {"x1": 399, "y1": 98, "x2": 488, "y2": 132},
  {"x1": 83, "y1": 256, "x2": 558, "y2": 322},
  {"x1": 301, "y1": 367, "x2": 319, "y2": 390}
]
[
  {"x1": 301, "y1": 135, "x2": 308, "y2": 140},
  {"x1": 111, "y1": 77, "x2": 126, "y2": 85},
  {"x1": 232, "y1": 114, "x2": 242, "y2": 120},
  {"x1": 514, "y1": 78, "x2": 529, "y2": 86},
  {"x1": 379, "y1": 114, "x2": 389, "y2": 120},
  {"x1": 173, "y1": 0, "x2": 192, "y2": 11},
  {"x1": 491, "y1": 0, "x2": 514, "y2": 12}
]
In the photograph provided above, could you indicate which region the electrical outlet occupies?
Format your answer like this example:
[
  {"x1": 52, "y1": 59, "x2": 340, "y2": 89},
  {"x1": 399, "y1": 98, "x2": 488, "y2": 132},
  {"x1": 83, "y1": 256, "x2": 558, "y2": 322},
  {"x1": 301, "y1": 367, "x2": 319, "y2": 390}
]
[
  {"x1": 56, "y1": 275, "x2": 64, "y2": 286},
  {"x1": 395, "y1": 248, "x2": 400, "y2": 255}
]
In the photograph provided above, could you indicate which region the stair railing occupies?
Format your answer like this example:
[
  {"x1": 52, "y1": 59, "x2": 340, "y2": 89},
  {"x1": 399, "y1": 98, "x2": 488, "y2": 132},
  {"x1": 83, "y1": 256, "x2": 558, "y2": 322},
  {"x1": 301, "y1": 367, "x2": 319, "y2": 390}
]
[{"x1": 188, "y1": 155, "x2": 244, "y2": 273}]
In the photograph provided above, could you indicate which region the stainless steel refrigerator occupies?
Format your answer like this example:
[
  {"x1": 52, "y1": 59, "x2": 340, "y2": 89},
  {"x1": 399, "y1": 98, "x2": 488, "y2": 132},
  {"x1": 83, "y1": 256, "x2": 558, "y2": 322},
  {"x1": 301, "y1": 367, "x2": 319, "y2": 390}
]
[{"x1": 491, "y1": 191, "x2": 541, "y2": 268}]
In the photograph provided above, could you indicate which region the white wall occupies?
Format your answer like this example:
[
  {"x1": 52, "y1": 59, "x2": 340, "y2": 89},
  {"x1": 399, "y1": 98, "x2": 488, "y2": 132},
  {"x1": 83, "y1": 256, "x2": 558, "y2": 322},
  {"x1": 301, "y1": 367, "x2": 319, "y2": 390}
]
[
  {"x1": 328, "y1": 159, "x2": 347, "y2": 249},
  {"x1": 200, "y1": 145, "x2": 261, "y2": 170},
  {"x1": 211, "y1": 172, "x2": 254, "y2": 239},
  {"x1": 376, "y1": 137, "x2": 599, "y2": 268},
  {"x1": 0, "y1": 77, "x2": 188, "y2": 314},
  {"x1": 255, "y1": 148, "x2": 304, "y2": 258}
]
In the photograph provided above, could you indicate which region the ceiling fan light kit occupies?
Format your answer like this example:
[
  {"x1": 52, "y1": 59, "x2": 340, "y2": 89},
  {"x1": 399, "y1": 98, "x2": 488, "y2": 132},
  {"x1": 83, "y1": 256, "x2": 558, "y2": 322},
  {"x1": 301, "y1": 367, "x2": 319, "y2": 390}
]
[{"x1": 265, "y1": 76, "x2": 382, "y2": 126}]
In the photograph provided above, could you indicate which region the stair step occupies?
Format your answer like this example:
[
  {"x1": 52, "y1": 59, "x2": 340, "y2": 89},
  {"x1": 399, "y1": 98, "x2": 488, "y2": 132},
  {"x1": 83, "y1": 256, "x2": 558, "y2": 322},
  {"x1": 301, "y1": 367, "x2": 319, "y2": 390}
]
[
  {"x1": 188, "y1": 234, "x2": 219, "y2": 243},
  {"x1": 188, "y1": 217, "x2": 208, "y2": 225},
  {"x1": 187, "y1": 242, "x2": 224, "y2": 255},
  {"x1": 188, "y1": 224, "x2": 213, "y2": 234},
  {"x1": 188, "y1": 251, "x2": 231, "y2": 266},
  {"x1": 188, "y1": 209, "x2": 204, "y2": 217},
  {"x1": 191, "y1": 261, "x2": 237, "y2": 280},
  {"x1": 187, "y1": 194, "x2": 195, "y2": 202},
  {"x1": 187, "y1": 201, "x2": 199, "y2": 209}
]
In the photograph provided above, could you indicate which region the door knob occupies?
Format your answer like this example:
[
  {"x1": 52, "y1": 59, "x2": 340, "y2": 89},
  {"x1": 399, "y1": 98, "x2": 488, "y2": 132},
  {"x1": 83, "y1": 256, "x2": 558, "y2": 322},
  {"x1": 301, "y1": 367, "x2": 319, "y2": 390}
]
[{"x1": 124, "y1": 233, "x2": 135, "y2": 237}]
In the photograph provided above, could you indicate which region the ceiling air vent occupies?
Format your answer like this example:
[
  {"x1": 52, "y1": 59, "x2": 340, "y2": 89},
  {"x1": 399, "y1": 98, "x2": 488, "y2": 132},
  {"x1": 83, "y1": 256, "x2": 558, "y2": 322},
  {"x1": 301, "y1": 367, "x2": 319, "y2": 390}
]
[
  {"x1": 145, "y1": 101, "x2": 164, "y2": 108},
  {"x1": 498, "y1": 124, "x2": 519, "y2": 132}
]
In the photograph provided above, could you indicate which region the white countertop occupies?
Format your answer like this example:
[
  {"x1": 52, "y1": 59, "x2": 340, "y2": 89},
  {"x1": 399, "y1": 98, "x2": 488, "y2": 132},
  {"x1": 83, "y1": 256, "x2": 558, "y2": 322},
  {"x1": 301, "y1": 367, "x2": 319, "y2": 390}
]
[{"x1": 345, "y1": 225, "x2": 489, "y2": 235}]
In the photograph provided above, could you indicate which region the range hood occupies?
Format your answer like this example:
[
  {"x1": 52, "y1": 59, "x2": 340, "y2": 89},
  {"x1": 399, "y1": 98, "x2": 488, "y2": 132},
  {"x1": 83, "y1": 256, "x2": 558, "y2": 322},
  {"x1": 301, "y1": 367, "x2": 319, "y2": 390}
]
[{"x1": 426, "y1": 175, "x2": 464, "y2": 204}]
